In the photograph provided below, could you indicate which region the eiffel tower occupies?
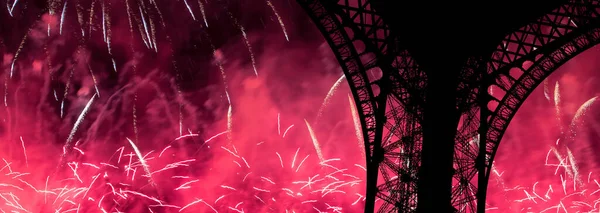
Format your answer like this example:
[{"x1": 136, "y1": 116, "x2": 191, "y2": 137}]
[{"x1": 296, "y1": 0, "x2": 600, "y2": 212}]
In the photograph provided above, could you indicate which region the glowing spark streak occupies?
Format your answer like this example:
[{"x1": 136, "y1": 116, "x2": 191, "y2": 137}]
[
  {"x1": 19, "y1": 137, "x2": 27, "y2": 168},
  {"x1": 175, "y1": 180, "x2": 199, "y2": 190},
  {"x1": 159, "y1": 146, "x2": 171, "y2": 157},
  {"x1": 132, "y1": 93, "x2": 140, "y2": 150},
  {"x1": 44, "y1": 176, "x2": 49, "y2": 203},
  {"x1": 261, "y1": 177, "x2": 275, "y2": 184},
  {"x1": 243, "y1": 172, "x2": 251, "y2": 182},
  {"x1": 215, "y1": 195, "x2": 225, "y2": 204},
  {"x1": 543, "y1": 79, "x2": 551, "y2": 101},
  {"x1": 304, "y1": 120, "x2": 325, "y2": 162},
  {"x1": 560, "y1": 174, "x2": 567, "y2": 195},
  {"x1": 253, "y1": 187, "x2": 270, "y2": 192},
  {"x1": 570, "y1": 96, "x2": 597, "y2": 138},
  {"x1": 277, "y1": 113, "x2": 281, "y2": 135},
  {"x1": 7, "y1": 0, "x2": 18, "y2": 16},
  {"x1": 87, "y1": 64, "x2": 100, "y2": 97},
  {"x1": 275, "y1": 152, "x2": 284, "y2": 168},
  {"x1": 241, "y1": 157, "x2": 250, "y2": 168},
  {"x1": 197, "y1": 0, "x2": 208, "y2": 27},
  {"x1": 238, "y1": 26, "x2": 258, "y2": 76},
  {"x1": 531, "y1": 182, "x2": 546, "y2": 202},
  {"x1": 102, "y1": 1, "x2": 107, "y2": 42},
  {"x1": 566, "y1": 147, "x2": 581, "y2": 190},
  {"x1": 348, "y1": 94, "x2": 365, "y2": 159},
  {"x1": 296, "y1": 155, "x2": 310, "y2": 173},
  {"x1": 179, "y1": 104, "x2": 183, "y2": 136},
  {"x1": 554, "y1": 82, "x2": 563, "y2": 134},
  {"x1": 221, "y1": 185, "x2": 236, "y2": 191},
  {"x1": 10, "y1": 32, "x2": 28, "y2": 79},
  {"x1": 255, "y1": 195, "x2": 265, "y2": 204},
  {"x1": 266, "y1": 0, "x2": 289, "y2": 41},
  {"x1": 88, "y1": 0, "x2": 96, "y2": 36},
  {"x1": 180, "y1": 199, "x2": 218, "y2": 213},
  {"x1": 121, "y1": 190, "x2": 163, "y2": 204},
  {"x1": 59, "y1": 1, "x2": 67, "y2": 35},
  {"x1": 4, "y1": 77, "x2": 8, "y2": 106},
  {"x1": 221, "y1": 146, "x2": 240, "y2": 158},
  {"x1": 355, "y1": 164, "x2": 366, "y2": 171},
  {"x1": 204, "y1": 131, "x2": 227, "y2": 144},
  {"x1": 183, "y1": 0, "x2": 196, "y2": 20},
  {"x1": 126, "y1": 138, "x2": 155, "y2": 187},
  {"x1": 77, "y1": 174, "x2": 99, "y2": 213},
  {"x1": 75, "y1": 1, "x2": 85, "y2": 36},
  {"x1": 139, "y1": 6, "x2": 153, "y2": 49},
  {"x1": 82, "y1": 163, "x2": 99, "y2": 169},
  {"x1": 291, "y1": 148, "x2": 299, "y2": 168},
  {"x1": 222, "y1": 91, "x2": 233, "y2": 143},
  {"x1": 282, "y1": 124, "x2": 294, "y2": 138},
  {"x1": 63, "y1": 94, "x2": 97, "y2": 161},
  {"x1": 61, "y1": 67, "x2": 75, "y2": 118},
  {"x1": 315, "y1": 75, "x2": 345, "y2": 122}
]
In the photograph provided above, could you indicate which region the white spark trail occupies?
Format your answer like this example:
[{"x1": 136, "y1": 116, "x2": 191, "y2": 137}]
[
  {"x1": 10, "y1": 32, "x2": 28, "y2": 79},
  {"x1": 226, "y1": 91, "x2": 233, "y2": 143},
  {"x1": 282, "y1": 125, "x2": 294, "y2": 138},
  {"x1": 64, "y1": 94, "x2": 97, "y2": 158},
  {"x1": 266, "y1": 0, "x2": 289, "y2": 41},
  {"x1": 554, "y1": 82, "x2": 563, "y2": 135},
  {"x1": 315, "y1": 74, "x2": 345, "y2": 122},
  {"x1": 239, "y1": 26, "x2": 258, "y2": 76},
  {"x1": 304, "y1": 119, "x2": 325, "y2": 162},
  {"x1": 19, "y1": 137, "x2": 27, "y2": 168},
  {"x1": 126, "y1": 138, "x2": 156, "y2": 187},
  {"x1": 60, "y1": 1, "x2": 68, "y2": 35},
  {"x1": 197, "y1": 0, "x2": 208, "y2": 27},
  {"x1": 183, "y1": 0, "x2": 196, "y2": 20},
  {"x1": 569, "y1": 96, "x2": 597, "y2": 138}
]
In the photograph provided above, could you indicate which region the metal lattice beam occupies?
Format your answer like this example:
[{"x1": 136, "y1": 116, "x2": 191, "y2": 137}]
[
  {"x1": 297, "y1": 0, "x2": 427, "y2": 212},
  {"x1": 479, "y1": 1, "x2": 600, "y2": 212},
  {"x1": 299, "y1": 0, "x2": 600, "y2": 213}
]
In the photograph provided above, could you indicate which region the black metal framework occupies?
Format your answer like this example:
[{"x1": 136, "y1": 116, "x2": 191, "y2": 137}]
[
  {"x1": 297, "y1": 0, "x2": 425, "y2": 212},
  {"x1": 298, "y1": 0, "x2": 600, "y2": 212}
]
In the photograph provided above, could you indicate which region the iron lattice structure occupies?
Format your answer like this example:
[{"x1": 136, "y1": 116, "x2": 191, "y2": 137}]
[{"x1": 297, "y1": 0, "x2": 600, "y2": 212}]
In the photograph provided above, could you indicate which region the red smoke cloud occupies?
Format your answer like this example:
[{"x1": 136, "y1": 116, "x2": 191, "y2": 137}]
[{"x1": 2, "y1": 0, "x2": 600, "y2": 212}]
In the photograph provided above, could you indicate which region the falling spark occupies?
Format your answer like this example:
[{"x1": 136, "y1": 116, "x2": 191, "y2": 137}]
[
  {"x1": 348, "y1": 94, "x2": 365, "y2": 159},
  {"x1": 566, "y1": 147, "x2": 581, "y2": 190},
  {"x1": 88, "y1": 64, "x2": 101, "y2": 97},
  {"x1": 554, "y1": 82, "x2": 563, "y2": 134},
  {"x1": 282, "y1": 125, "x2": 294, "y2": 138},
  {"x1": 102, "y1": 1, "x2": 107, "y2": 42},
  {"x1": 569, "y1": 96, "x2": 597, "y2": 138},
  {"x1": 304, "y1": 119, "x2": 325, "y2": 163},
  {"x1": 226, "y1": 91, "x2": 233, "y2": 143},
  {"x1": 63, "y1": 93, "x2": 97, "y2": 159},
  {"x1": 60, "y1": 1, "x2": 68, "y2": 35},
  {"x1": 277, "y1": 113, "x2": 281, "y2": 135},
  {"x1": 10, "y1": 32, "x2": 28, "y2": 79},
  {"x1": 198, "y1": 0, "x2": 208, "y2": 27},
  {"x1": 19, "y1": 137, "x2": 27, "y2": 168},
  {"x1": 7, "y1": 0, "x2": 19, "y2": 16},
  {"x1": 543, "y1": 79, "x2": 551, "y2": 101},
  {"x1": 139, "y1": 6, "x2": 153, "y2": 50},
  {"x1": 126, "y1": 138, "x2": 155, "y2": 187},
  {"x1": 266, "y1": 0, "x2": 289, "y2": 41},
  {"x1": 315, "y1": 75, "x2": 346, "y2": 123},
  {"x1": 239, "y1": 26, "x2": 258, "y2": 76},
  {"x1": 183, "y1": 0, "x2": 196, "y2": 20}
]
